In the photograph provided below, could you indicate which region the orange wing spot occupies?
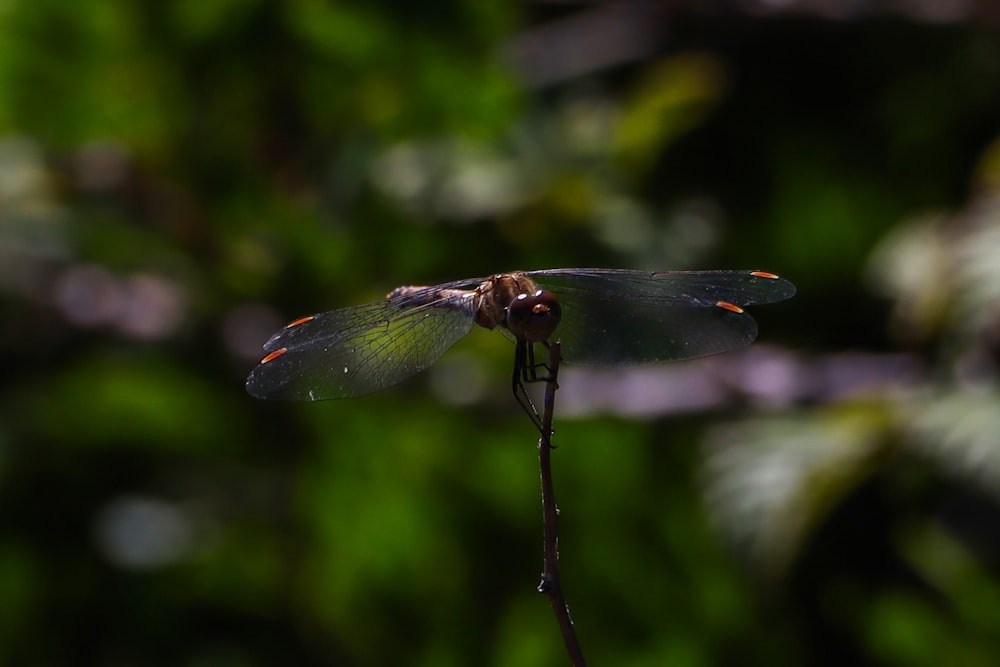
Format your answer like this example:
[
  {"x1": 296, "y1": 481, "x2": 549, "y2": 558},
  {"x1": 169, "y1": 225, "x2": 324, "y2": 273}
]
[
  {"x1": 286, "y1": 315, "x2": 315, "y2": 328},
  {"x1": 261, "y1": 348, "x2": 288, "y2": 364},
  {"x1": 716, "y1": 300, "x2": 744, "y2": 313},
  {"x1": 750, "y1": 271, "x2": 779, "y2": 279}
]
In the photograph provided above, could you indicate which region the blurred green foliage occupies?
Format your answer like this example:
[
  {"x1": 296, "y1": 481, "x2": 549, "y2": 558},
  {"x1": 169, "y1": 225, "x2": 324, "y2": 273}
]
[{"x1": 3, "y1": 1, "x2": 1000, "y2": 665}]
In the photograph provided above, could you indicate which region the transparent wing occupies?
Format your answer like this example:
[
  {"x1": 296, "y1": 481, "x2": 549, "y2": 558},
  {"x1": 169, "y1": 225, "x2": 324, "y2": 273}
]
[
  {"x1": 246, "y1": 286, "x2": 478, "y2": 400},
  {"x1": 526, "y1": 269, "x2": 796, "y2": 366}
]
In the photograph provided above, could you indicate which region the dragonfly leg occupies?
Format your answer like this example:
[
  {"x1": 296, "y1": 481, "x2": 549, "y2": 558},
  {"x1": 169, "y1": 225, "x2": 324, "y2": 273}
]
[
  {"x1": 522, "y1": 342, "x2": 558, "y2": 386},
  {"x1": 511, "y1": 341, "x2": 542, "y2": 431},
  {"x1": 534, "y1": 342, "x2": 558, "y2": 386},
  {"x1": 512, "y1": 340, "x2": 560, "y2": 434}
]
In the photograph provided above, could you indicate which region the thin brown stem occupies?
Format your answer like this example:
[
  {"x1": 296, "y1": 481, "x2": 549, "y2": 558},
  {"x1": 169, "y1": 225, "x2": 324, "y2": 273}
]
[{"x1": 536, "y1": 342, "x2": 587, "y2": 666}]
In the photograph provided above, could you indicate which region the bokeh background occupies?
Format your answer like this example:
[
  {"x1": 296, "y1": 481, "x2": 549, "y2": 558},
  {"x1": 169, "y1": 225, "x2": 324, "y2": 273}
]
[{"x1": 4, "y1": 1, "x2": 1000, "y2": 665}]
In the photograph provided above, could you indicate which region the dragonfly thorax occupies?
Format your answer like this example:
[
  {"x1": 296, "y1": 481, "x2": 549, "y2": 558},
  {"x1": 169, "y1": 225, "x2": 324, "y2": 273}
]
[{"x1": 471, "y1": 274, "x2": 561, "y2": 343}]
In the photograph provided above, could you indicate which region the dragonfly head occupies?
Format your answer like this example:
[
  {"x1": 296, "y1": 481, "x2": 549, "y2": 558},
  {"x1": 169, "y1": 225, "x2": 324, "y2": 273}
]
[{"x1": 507, "y1": 289, "x2": 562, "y2": 343}]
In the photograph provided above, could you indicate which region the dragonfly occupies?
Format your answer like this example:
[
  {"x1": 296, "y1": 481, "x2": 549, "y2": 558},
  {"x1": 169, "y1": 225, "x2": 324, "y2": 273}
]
[{"x1": 246, "y1": 269, "x2": 795, "y2": 429}]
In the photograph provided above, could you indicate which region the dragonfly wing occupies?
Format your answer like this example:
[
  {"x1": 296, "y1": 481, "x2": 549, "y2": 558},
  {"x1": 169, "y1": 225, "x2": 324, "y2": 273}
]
[
  {"x1": 544, "y1": 297, "x2": 759, "y2": 365},
  {"x1": 527, "y1": 269, "x2": 796, "y2": 306},
  {"x1": 528, "y1": 269, "x2": 795, "y2": 366},
  {"x1": 246, "y1": 293, "x2": 476, "y2": 400}
]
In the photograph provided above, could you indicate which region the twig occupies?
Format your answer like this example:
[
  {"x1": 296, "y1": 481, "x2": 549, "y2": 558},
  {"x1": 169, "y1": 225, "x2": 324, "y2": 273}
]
[{"x1": 536, "y1": 342, "x2": 587, "y2": 666}]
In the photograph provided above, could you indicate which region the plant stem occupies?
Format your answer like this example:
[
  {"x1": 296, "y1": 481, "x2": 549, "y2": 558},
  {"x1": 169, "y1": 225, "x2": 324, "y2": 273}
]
[{"x1": 536, "y1": 342, "x2": 587, "y2": 666}]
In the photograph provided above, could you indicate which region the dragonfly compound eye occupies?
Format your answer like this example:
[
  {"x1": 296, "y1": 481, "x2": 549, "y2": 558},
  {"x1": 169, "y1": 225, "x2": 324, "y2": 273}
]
[{"x1": 507, "y1": 289, "x2": 562, "y2": 343}]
